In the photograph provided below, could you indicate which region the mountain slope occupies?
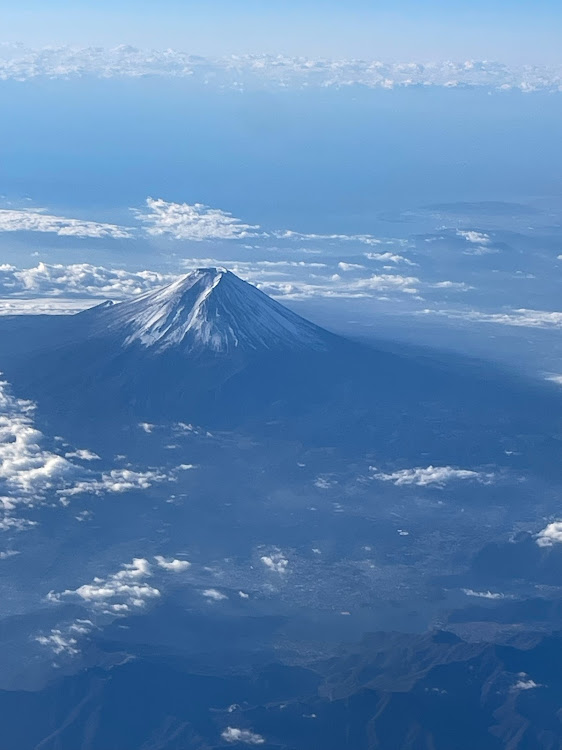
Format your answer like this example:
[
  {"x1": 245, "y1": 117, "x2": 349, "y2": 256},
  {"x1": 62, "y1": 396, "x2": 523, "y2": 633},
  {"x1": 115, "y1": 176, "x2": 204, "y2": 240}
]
[{"x1": 90, "y1": 267, "x2": 331, "y2": 355}]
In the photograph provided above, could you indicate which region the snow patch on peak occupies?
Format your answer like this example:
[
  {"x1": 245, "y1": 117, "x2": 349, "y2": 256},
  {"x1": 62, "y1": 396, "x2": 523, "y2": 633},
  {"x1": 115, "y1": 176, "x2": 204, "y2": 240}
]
[{"x1": 94, "y1": 268, "x2": 330, "y2": 354}]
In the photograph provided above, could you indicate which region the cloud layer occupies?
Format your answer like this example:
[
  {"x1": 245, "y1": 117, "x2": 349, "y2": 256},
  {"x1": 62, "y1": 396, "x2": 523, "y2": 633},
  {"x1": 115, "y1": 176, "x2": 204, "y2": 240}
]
[
  {"x1": 0, "y1": 262, "x2": 174, "y2": 300},
  {"x1": 1, "y1": 45, "x2": 561, "y2": 92}
]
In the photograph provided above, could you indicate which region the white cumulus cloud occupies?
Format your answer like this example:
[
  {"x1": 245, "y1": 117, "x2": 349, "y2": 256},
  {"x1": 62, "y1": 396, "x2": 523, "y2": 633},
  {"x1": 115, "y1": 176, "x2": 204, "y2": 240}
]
[
  {"x1": 512, "y1": 674, "x2": 542, "y2": 691},
  {"x1": 221, "y1": 728, "x2": 265, "y2": 745},
  {"x1": 536, "y1": 521, "x2": 562, "y2": 547},
  {"x1": 0, "y1": 379, "x2": 77, "y2": 510},
  {"x1": 49, "y1": 558, "x2": 160, "y2": 614},
  {"x1": 260, "y1": 551, "x2": 289, "y2": 574},
  {"x1": 456, "y1": 230, "x2": 491, "y2": 245},
  {"x1": 134, "y1": 198, "x2": 261, "y2": 241},
  {"x1": 154, "y1": 555, "x2": 191, "y2": 572}
]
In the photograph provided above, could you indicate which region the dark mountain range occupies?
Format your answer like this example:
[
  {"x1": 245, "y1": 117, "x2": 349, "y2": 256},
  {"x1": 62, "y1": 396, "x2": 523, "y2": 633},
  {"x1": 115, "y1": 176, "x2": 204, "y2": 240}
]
[{"x1": 0, "y1": 622, "x2": 560, "y2": 750}]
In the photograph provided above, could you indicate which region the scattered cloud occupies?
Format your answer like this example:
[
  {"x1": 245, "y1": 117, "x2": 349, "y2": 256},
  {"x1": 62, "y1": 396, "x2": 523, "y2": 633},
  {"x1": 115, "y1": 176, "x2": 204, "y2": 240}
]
[
  {"x1": 372, "y1": 465, "x2": 492, "y2": 487},
  {"x1": 59, "y1": 468, "x2": 172, "y2": 498},
  {"x1": 221, "y1": 728, "x2": 265, "y2": 745},
  {"x1": 0, "y1": 208, "x2": 132, "y2": 238},
  {"x1": 35, "y1": 619, "x2": 96, "y2": 656},
  {"x1": 43, "y1": 552, "x2": 198, "y2": 653},
  {"x1": 0, "y1": 379, "x2": 77, "y2": 511},
  {"x1": 0, "y1": 377, "x2": 195, "y2": 532},
  {"x1": 49, "y1": 558, "x2": 161, "y2": 614},
  {"x1": 35, "y1": 629, "x2": 79, "y2": 656},
  {"x1": 536, "y1": 521, "x2": 562, "y2": 547},
  {"x1": 134, "y1": 198, "x2": 261, "y2": 241}
]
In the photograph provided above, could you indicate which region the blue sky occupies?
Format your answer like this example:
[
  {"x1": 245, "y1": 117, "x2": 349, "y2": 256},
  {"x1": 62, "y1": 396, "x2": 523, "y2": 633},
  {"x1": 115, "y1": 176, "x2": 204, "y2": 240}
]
[{"x1": 2, "y1": 0, "x2": 562, "y2": 62}]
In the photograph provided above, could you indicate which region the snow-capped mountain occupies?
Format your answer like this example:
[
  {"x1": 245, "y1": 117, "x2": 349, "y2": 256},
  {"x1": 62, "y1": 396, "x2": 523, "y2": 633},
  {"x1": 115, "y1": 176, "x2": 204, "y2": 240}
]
[
  {"x1": 87, "y1": 268, "x2": 331, "y2": 355},
  {"x1": 2, "y1": 266, "x2": 560, "y2": 476}
]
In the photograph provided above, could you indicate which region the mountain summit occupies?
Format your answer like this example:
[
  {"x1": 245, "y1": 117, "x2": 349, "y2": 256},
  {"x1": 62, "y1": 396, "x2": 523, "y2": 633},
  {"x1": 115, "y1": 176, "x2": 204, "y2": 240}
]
[{"x1": 88, "y1": 268, "x2": 330, "y2": 355}]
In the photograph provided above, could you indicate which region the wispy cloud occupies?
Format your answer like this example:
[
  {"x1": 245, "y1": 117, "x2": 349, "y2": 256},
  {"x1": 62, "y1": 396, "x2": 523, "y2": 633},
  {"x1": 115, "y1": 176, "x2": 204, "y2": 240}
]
[
  {"x1": 0, "y1": 208, "x2": 132, "y2": 238},
  {"x1": 365, "y1": 251, "x2": 416, "y2": 266},
  {"x1": 372, "y1": 465, "x2": 493, "y2": 487},
  {"x1": 423, "y1": 308, "x2": 562, "y2": 330},
  {"x1": 462, "y1": 589, "x2": 509, "y2": 600},
  {"x1": 202, "y1": 588, "x2": 228, "y2": 601},
  {"x1": 35, "y1": 628, "x2": 81, "y2": 656}
]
